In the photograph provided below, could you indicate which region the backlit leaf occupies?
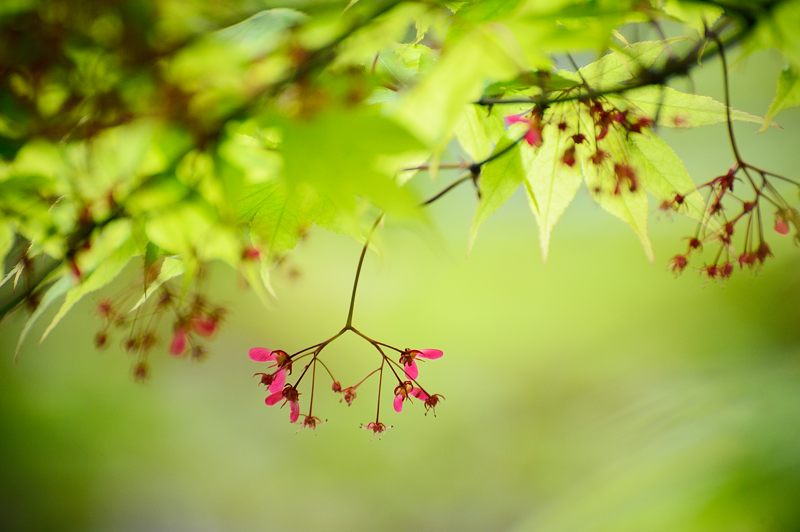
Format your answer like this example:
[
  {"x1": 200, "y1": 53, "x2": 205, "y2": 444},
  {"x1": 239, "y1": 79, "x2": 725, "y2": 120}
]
[
  {"x1": 615, "y1": 86, "x2": 764, "y2": 128},
  {"x1": 470, "y1": 138, "x2": 524, "y2": 249},
  {"x1": 42, "y1": 232, "x2": 142, "y2": 340},
  {"x1": 522, "y1": 122, "x2": 584, "y2": 260},
  {"x1": 764, "y1": 65, "x2": 800, "y2": 128}
]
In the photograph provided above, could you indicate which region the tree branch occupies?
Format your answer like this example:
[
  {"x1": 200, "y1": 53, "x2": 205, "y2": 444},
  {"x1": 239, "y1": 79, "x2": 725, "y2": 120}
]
[{"x1": 475, "y1": 15, "x2": 749, "y2": 107}]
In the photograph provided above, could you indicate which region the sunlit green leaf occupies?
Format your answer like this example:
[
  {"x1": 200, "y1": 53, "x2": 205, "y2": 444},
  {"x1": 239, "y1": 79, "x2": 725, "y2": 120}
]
[
  {"x1": 751, "y1": 0, "x2": 800, "y2": 68},
  {"x1": 576, "y1": 39, "x2": 681, "y2": 88},
  {"x1": 277, "y1": 109, "x2": 424, "y2": 218},
  {"x1": 395, "y1": 29, "x2": 519, "y2": 146},
  {"x1": 14, "y1": 275, "x2": 72, "y2": 359},
  {"x1": 578, "y1": 113, "x2": 653, "y2": 259},
  {"x1": 237, "y1": 180, "x2": 318, "y2": 258},
  {"x1": 129, "y1": 257, "x2": 185, "y2": 312},
  {"x1": 764, "y1": 65, "x2": 800, "y2": 128},
  {"x1": 629, "y1": 131, "x2": 705, "y2": 219},
  {"x1": 42, "y1": 233, "x2": 142, "y2": 340},
  {"x1": 470, "y1": 138, "x2": 524, "y2": 249},
  {"x1": 455, "y1": 105, "x2": 504, "y2": 161},
  {"x1": 242, "y1": 260, "x2": 275, "y2": 307},
  {"x1": 214, "y1": 8, "x2": 306, "y2": 60},
  {"x1": 662, "y1": 1, "x2": 722, "y2": 33},
  {"x1": 0, "y1": 222, "x2": 13, "y2": 275},
  {"x1": 522, "y1": 123, "x2": 583, "y2": 260},
  {"x1": 145, "y1": 201, "x2": 239, "y2": 265},
  {"x1": 615, "y1": 86, "x2": 764, "y2": 128}
]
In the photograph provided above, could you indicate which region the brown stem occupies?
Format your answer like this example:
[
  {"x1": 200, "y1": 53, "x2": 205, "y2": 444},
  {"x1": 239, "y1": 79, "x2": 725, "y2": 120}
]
[{"x1": 345, "y1": 215, "x2": 384, "y2": 328}]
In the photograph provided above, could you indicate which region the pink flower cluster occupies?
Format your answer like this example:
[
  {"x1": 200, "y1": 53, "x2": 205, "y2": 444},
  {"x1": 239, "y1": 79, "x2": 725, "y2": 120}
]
[
  {"x1": 247, "y1": 339, "x2": 444, "y2": 432},
  {"x1": 399, "y1": 348, "x2": 443, "y2": 379},
  {"x1": 94, "y1": 282, "x2": 226, "y2": 380},
  {"x1": 504, "y1": 112, "x2": 543, "y2": 147},
  {"x1": 250, "y1": 347, "x2": 299, "y2": 422},
  {"x1": 663, "y1": 164, "x2": 799, "y2": 279}
]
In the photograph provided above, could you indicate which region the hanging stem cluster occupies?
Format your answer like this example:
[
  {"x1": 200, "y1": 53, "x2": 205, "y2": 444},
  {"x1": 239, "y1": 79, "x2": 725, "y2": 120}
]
[
  {"x1": 248, "y1": 141, "x2": 521, "y2": 431},
  {"x1": 664, "y1": 30, "x2": 800, "y2": 278},
  {"x1": 92, "y1": 263, "x2": 227, "y2": 380}
]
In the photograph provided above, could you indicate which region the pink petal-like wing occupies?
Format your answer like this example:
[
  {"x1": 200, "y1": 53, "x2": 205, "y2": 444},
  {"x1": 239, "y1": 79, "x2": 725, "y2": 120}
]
[
  {"x1": 193, "y1": 317, "x2": 217, "y2": 337},
  {"x1": 418, "y1": 349, "x2": 443, "y2": 360},
  {"x1": 289, "y1": 401, "x2": 300, "y2": 423},
  {"x1": 411, "y1": 388, "x2": 429, "y2": 401},
  {"x1": 169, "y1": 328, "x2": 187, "y2": 356},
  {"x1": 268, "y1": 368, "x2": 286, "y2": 394},
  {"x1": 404, "y1": 359, "x2": 419, "y2": 380},
  {"x1": 524, "y1": 128, "x2": 542, "y2": 147},
  {"x1": 504, "y1": 113, "x2": 527, "y2": 127},
  {"x1": 393, "y1": 394, "x2": 404, "y2": 413},
  {"x1": 265, "y1": 391, "x2": 283, "y2": 406},
  {"x1": 248, "y1": 347, "x2": 275, "y2": 362}
]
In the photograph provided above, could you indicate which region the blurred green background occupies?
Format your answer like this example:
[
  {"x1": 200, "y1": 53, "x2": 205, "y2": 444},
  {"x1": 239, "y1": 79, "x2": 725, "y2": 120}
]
[{"x1": 2, "y1": 50, "x2": 800, "y2": 532}]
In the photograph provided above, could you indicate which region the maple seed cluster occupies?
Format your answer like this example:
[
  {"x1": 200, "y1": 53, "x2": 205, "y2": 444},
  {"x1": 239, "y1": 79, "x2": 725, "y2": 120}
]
[
  {"x1": 249, "y1": 334, "x2": 444, "y2": 433},
  {"x1": 662, "y1": 164, "x2": 800, "y2": 278},
  {"x1": 505, "y1": 98, "x2": 654, "y2": 197},
  {"x1": 94, "y1": 271, "x2": 225, "y2": 380}
]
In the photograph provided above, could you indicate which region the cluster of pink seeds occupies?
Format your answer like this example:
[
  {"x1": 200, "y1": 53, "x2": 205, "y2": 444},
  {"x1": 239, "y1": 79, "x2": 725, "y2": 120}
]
[
  {"x1": 94, "y1": 276, "x2": 226, "y2": 380},
  {"x1": 248, "y1": 341, "x2": 443, "y2": 433},
  {"x1": 504, "y1": 98, "x2": 799, "y2": 279},
  {"x1": 504, "y1": 98, "x2": 655, "y2": 197},
  {"x1": 662, "y1": 164, "x2": 799, "y2": 278}
]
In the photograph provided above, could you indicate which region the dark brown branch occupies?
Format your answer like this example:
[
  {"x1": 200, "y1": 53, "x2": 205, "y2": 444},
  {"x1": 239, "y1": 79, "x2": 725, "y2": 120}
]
[{"x1": 475, "y1": 15, "x2": 749, "y2": 107}]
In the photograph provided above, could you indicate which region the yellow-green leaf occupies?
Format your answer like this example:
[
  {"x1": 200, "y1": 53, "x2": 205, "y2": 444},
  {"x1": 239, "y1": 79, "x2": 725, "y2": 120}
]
[
  {"x1": 522, "y1": 123, "x2": 583, "y2": 260},
  {"x1": 629, "y1": 132, "x2": 705, "y2": 219},
  {"x1": 42, "y1": 235, "x2": 141, "y2": 340},
  {"x1": 764, "y1": 66, "x2": 800, "y2": 128},
  {"x1": 616, "y1": 86, "x2": 764, "y2": 128},
  {"x1": 470, "y1": 139, "x2": 524, "y2": 249}
]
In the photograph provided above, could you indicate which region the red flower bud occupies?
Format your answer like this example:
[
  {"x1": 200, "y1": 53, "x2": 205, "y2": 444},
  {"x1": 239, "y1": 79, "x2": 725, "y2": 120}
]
[
  {"x1": 242, "y1": 246, "x2": 261, "y2": 261},
  {"x1": 561, "y1": 146, "x2": 576, "y2": 167}
]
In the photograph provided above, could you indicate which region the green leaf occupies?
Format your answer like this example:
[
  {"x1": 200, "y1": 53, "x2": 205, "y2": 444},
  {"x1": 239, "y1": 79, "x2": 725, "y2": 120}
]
[
  {"x1": 577, "y1": 39, "x2": 681, "y2": 88},
  {"x1": 237, "y1": 180, "x2": 318, "y2": 258},
  {"x1": 0, "y1": 263, "x2": 23, "y2": 290},
  {"x1": 145, "y1": 202, "x2": 239, "y2": 265},
  {"x1": 76, "y1": 219, "x2": 135, "y2": 274},
  {"x1": 334, "y1": 4, "x2": 427, "y2": 67},
  {"x1": 507, "y1": 3, "x2": 639, "y2": 67},
  {"x1": 124, "y1": 175, "x2": 190, "y2": 215},
  {"x1": 469, "y1": 139, "x2": 524, "y2": 249},
  {"x1": 521, "y1": 123, "x2": 583, "y2": 260},
  {"x1": 395, "y1": 29, "x2": 519, "y2": 146},
  {"x1": 67, "y1": 121, "x2": 155, "y2": 200},
  {"x1": 0, "y1": 222, "x2": 13, "y2": 275},
  {"x1": 764, "y1": 66, "x2": 800, "y2": 128},
  {"x1": 455, "y1": 105, "x2": 505, "y2": 160},
  {"x1": 578, "y1": 114, "x2": 653, "y2": 260},
  {"x1": 750, "y1": 0, "x2": 800, "y2": 69},
  {"x1": 628, "y1": 132, "x2": 705, "y2": 219},
  {"x1": 42, "y1": 235, "x2": 141, "y2": 340},
  {"x1": 662, "y1": 1, "x2": 722, "y2": 34},
  {"x1": 214, "y1": 8, "x2": 306, "y2": 60},
  {"x1": 277, "y1": 109, "x2": 424, "y2": 218},
  {"x1": 14, "y1": 275, "x2": 72, "y2": 360},
  {"x1": 242, "y1": 260, "x2": 275, "y2": 308},
  {"x1": 129, "y1": 257, "x2": 185, "y2": 312},
  {"x1": 615, "y1": 86, "x2": 764, "y2": 128}
]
